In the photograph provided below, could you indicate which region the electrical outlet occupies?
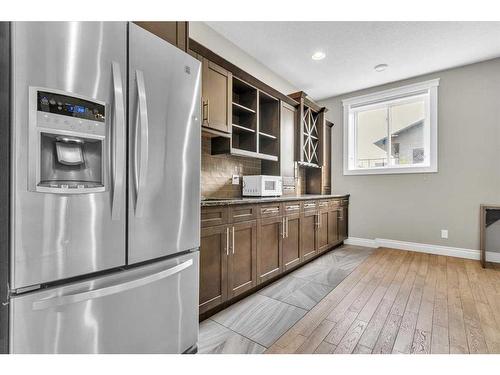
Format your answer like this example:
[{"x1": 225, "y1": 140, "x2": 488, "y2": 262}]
[
  {"x1": 441, "y1": 229, "x2": 448, "y2": 239},
  {"x1": 232, "y1": 175, "x2": 240, "y2": 185}
]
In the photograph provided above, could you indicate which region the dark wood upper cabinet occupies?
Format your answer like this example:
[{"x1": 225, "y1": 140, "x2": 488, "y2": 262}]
[
  {"x1": 201, "y1": 58, "x2": 232, "y2": 134},
  {"x1": 133, "y1": 22, "x2": 188, "y2": 52},
  {"x1": 288, "y1": 91, "x2": 326, "y2": 169},
  {"x1": 280, "y1": 102, "x2": 297, "y2": 192},
  {"x1": 257, "y1": 216, "x2": 283, "y2": 283},
  {"x1": 228, "y1": 221, "x2": 257, "y2": 298},
  {"x1": 322, "y1": 121, "x2": 333, "y2": 194},
  {"x1": 199, "y1": 225, "x2": 229, "y2": 314}
]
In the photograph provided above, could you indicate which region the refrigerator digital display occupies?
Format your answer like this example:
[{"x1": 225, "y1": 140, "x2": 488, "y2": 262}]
[{"x1": 37, "y1": 91, "x2": 105, "y2": 123}]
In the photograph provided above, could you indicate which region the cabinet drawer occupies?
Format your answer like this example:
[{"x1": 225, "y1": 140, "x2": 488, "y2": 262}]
[
  {"x1": 302, "y1": 201, "x2": 317, "y2": 212},
  {"x1": 259, "y1": 203, "x2": 283, "y2": 218},
  {"x1": 331, "y1": 199, "x2": 341, "y2": 208},
  {"x1": 283, "y1": 202, "x2": 301, "y2": 214},
  {"x1": 318, "y1": 200, "x2": 330, "y2": 211},
  {"x1": 230, "y1": 205, "x2": 258, "y2": 223},
  {"x1": 201, "y1": 206, "x2": 228, "y2": 228}
]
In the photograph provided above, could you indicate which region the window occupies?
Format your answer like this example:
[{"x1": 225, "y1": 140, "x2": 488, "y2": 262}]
[{"x1": 343, "y1": 79, "x2": 439, "y2": 175}]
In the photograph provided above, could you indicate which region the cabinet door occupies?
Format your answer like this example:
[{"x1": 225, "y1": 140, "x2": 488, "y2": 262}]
[
  {"x1": 301, "y1": 210, "x2": 318, "y2": 261},
  {"x1": 257, "y1": 216, "x2": 283, "y2": 283},
  {"x1": 202, "y1": 59, "x2": 232, "y2": 133},
  {"x1": 134, "y1": 22, "x2": 188, "y2": 52},
  {"x1": 280, "y1": 102, "x2": 297, "y2": 189},
  {"x1": 283, "y1": 213, "x2": 301, "y2": 271},
  {"x1": 328, "y1": 209, "x2": 339, "y2": 246},
  {"x1": 338, "y1": 206, "x2": 348, "y2": 241},
  {"x1": 199, "y1": 225, "x2": 229, "y2": 314},
  {"x1": 317, "y1": 210, "x2": 329, "y2": 253},
  {"x1": 228, "y1": 221, "x2": 257, "y2": 298}
]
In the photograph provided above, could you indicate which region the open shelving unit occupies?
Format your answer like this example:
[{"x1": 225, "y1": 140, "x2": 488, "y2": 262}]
[
  {"x1": 211, "y1": 76, "x2": 281, "y2": 162},
  {"x1": 231, "y1": 77, "x2": 257, "y2": 153},
  {"x1": 257, "y1": 91, "x2": 280, "y2": 161}
]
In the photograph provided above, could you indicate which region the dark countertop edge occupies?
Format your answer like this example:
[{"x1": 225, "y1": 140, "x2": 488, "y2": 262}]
[{"x1": 201, "y1": 194, "x2": 350, "y2": 207}]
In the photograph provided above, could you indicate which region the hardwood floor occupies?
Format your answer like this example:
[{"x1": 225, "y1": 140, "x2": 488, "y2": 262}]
[{"x1": 266, "y1": 248, "x2": 500, "y2": 354}]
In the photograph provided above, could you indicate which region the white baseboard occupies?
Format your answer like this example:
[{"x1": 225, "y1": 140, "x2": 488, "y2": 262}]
[
  {"x1": 344, "y1": 237, "x2": 378, "y2": 248},
  {"x1": 345, "y1": 236, "x2": 500, "y2": 262}
]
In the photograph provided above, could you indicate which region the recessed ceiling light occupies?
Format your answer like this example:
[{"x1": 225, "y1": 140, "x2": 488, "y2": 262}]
[
  {"x1": 374, "y1": 64, "x2": 388, "y2": 72},
  {"x1": 312, "y1": 51, "x2": 326, "y2": 61}
]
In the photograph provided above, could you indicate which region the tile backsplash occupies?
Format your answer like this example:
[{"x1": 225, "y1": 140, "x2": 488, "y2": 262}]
[{"x1": 201, "y1": 135, "x2": 261, "y2": 198}]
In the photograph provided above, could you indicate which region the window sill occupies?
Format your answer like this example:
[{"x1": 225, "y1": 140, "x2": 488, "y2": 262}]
[{"x1": 344, "y1": 165, "x2": 438, "y2": 176}]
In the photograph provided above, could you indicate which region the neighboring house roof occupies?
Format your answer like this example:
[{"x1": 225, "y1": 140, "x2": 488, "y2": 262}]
[{"x1": 373, "y1": 119, "x2": 424, "y2": 150}]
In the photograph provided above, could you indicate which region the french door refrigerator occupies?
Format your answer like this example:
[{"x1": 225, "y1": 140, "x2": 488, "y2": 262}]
[{"x1": 5, "y1": 22, "x2": 201, "y2": 353}]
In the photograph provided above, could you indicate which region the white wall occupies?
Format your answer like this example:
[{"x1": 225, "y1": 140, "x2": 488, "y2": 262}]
[
  {"x1": 189, "y1": 22, "x2": 298, "y2": 95},
  {"x1": 319, "y1": 58, "x2": 500, "y2": 250}
]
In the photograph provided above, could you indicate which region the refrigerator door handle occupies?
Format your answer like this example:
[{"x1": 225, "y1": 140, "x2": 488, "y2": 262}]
[
  {"x1": 111, "y1": 61, "x2": 125, "y2": 220},
  {"x1": 32, "y1": 259, "x2": 193, "y2": 311},
  {"x1": 134, "y1": 69, "x2": 149, "y2": 218}
]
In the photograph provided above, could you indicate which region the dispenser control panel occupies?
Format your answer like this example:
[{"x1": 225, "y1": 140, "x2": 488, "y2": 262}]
[
  {"x1": 37, "y1": 91, "x2": 105, "y2": 122},
  {"x1": 34, "y1": 89, "x2": 106, "y2": 138}
]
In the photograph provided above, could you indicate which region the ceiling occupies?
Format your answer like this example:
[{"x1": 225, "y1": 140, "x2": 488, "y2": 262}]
[{"x1": 205, "y1": 22, "x2": 500, "y2": 100}]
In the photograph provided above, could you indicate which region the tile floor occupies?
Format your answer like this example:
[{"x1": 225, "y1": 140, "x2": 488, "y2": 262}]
[{"x1": 198, "y1": 245, "x2": 374, "y2": 354}]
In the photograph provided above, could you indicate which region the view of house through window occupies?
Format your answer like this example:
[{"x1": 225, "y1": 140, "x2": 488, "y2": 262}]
[
  {"x1": 356, "y1": 99, "x2": 425, "y2": 169},
  {"x1": 344, "y1": 79, "x2": 438, "y2": 175}
]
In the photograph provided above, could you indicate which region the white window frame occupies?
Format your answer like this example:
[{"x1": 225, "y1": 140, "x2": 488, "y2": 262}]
[{"x1": 343, "y1": 78, "x2": 439, "y2": 175}]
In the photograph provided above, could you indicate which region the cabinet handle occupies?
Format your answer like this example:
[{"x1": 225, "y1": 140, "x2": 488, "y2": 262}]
[
  {"x1": 286, "y1": 217, "x2": 289, "y2": 238},
  {"x1": 282, "y1": 218, "x2": 286, "y2": 239},
  {"x1": 232, "y1": 226, "x2": 235, "y2": 255},
  {"x1": 202, "y1": 99, "x2": 210, "y2": 124},
  {"x1": 226, "y1": 227, "x2": 229, "y2": 256},
  {"x1": 286, "y1": 205, "x2": 299, "y2": 211},
  {"x1": 263, "y1": 207, "x2": 280, "y2": 214}
]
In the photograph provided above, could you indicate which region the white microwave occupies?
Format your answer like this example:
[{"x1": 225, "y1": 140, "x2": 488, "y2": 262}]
[{"x1": 242, "y1": 175, "x2": 283, "y2": 197}]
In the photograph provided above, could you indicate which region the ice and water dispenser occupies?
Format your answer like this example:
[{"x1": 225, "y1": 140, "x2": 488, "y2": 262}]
[{"x1": 28, "y1": 88, "x2": 107, "y2": 194}]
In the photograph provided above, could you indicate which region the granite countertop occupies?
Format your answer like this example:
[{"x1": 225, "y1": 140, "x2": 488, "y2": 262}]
[{"x1": 201, "y1": 193, "x2": 350, "y2": 207}]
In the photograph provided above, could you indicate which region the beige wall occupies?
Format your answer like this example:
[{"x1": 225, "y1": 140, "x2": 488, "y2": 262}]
[{"x1": 319, "y1": 58, "x2": 500, "y2": 250}]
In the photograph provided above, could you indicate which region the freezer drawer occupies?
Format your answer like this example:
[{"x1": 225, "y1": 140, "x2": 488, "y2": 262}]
[{"x1": 10, "y1": 251, "x2": 199, "y2": 353}]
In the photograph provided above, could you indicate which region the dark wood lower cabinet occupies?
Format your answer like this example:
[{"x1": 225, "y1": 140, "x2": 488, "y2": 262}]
[
  {"x1": 199, "y1": 197, "x2": 349, "y2": 316},
  {"x1": 317, "y1": 210, "x2": 329, "y2": 253},
  {"x1": 338, "y1": 206, "x2": 348, "y2": 241},
  {"x1": 228, "y1": 221, "x2": 257, "y2": 298},
  {"x1": 282, "y1": 213, "x2": 301, "y2": 271},
  {"x1": 328, "y1": 208, "x2": 339, "y2": 245},
  {"x1": 301, "y1": 210, "x2": 318, "y2": 261},
  {"x1": 257, "y1": 216, "x2": 283, "y2": 283},
  {"x1": 199, "y1": 225, "x2": 228, "y2": 314}
]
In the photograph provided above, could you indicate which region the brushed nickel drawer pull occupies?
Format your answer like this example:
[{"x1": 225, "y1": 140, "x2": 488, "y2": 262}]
[
  {"x1": 232, "y1": 227, "x2": 235, "y2": 255},
  {"x1": 226, "y1": 227, "x2": 230, "y2": 256},
  {"x1": 286, "y1": 205, "x2": 300, "y2": 211},
  {"x1": 263, "y1": 207, "x2": 279, "y2": 213}
]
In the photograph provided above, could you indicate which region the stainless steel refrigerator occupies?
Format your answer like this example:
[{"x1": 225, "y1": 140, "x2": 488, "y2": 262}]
[{"x1": 5, "y1": 22, "x2": 201, "y2": 353}]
